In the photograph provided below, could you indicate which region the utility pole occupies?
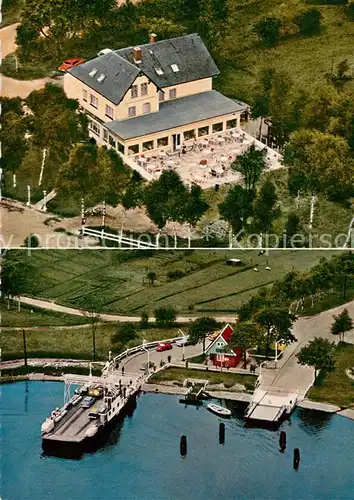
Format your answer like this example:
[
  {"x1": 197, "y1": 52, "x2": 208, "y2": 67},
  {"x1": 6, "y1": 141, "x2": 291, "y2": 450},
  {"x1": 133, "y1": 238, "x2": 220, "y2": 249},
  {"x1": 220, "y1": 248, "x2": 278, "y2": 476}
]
[{"x1": 23, "y1": 329, "x2": 28, "y2": 368}]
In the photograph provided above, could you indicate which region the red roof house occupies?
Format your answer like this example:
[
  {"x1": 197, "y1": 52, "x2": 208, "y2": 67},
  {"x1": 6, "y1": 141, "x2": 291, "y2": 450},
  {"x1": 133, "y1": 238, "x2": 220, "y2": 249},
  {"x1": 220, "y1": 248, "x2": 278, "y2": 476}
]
[{"x1": 204, "y1": 324, "x2": 242, "y2": 368}]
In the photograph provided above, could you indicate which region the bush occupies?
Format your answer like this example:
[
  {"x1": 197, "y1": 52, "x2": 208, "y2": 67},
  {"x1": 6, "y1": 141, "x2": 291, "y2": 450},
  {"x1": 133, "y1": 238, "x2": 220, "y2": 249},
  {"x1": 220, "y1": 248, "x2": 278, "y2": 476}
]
[
  {"x1": 167, "y1": 269, "x2": 186, "y2": 280},
  {"x1": 140, "y1": 311, "x2": 149, "y2": 328},
  {"x1": 294, "y1": 9, "x2": 322, "y2": 36},
  {"x1": 24, "y1": 234, "x2": 39, "y2": 248},
  {"x1": 347, "y1": 2, "x2": 354, "y2": 19},
  {"x1": 253, "y1": 17, "x2": 282, "y2": 48},
  {"x1": 154, "y1": 306, "x2": 177, "y2": 327}
]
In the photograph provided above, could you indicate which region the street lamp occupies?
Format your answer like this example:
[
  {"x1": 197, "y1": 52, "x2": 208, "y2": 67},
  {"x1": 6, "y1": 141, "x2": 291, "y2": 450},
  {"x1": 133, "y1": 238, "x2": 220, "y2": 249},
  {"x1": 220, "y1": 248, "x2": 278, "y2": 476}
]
[
  {"x1": 142, "y1": 339, "x2": 150, "y2": 374},
  {"x1": 178, "y1": 329, "x2": 186, "y2": 361}
]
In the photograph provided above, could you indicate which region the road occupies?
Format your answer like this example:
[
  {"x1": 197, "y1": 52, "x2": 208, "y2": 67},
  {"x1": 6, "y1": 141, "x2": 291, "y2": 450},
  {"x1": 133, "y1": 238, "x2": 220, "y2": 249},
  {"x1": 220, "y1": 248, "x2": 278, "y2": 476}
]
[
  {"x1": 261, "y1": 301, "x2": 354, "y2": 398},
  {"x1": 18, "y1": 296, "x2": 237, "y2": 323},
  {"x1": 120, "y1": 343, "x2": 203, "y2": 377}
]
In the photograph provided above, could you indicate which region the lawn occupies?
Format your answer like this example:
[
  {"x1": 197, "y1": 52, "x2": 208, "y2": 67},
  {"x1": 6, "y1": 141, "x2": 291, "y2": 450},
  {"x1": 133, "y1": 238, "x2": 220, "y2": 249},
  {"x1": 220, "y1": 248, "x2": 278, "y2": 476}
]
[
  {"x1": 307, "y1": 343, "x2": 354, "y2": 408},
  {"x1": 149, "y1": 367, "x2": 257, "y2": 391},
  {"x1": 1, "y1": 302, "x2": 88, "y2": 327},
  {"x1": 21, "y1": 249, "x2": 347, "y2": 313},
  {"x1": 216, "y1": 1, "x2": 354, "y2": 103},
  {"x1": 19, "y1": 249, "x2": 342, "y2": 315},
  {"x1": 1, "y1": 323, "x2": 183, "y2": 361}
]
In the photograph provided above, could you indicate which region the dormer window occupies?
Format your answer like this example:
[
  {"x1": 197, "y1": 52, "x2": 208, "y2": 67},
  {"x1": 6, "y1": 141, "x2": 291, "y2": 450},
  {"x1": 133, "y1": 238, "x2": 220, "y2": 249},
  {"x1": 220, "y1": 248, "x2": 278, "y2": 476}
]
[
  {"x1": 89, "y1": 68, "x2": 98, "y2": 78},
  {"x1": 97, "y1": 73, "x2": 106, "y2": 83},
  {"x1": 171, "y1": 64, "x2": 179, "y2": 72},
  {"x1": 155, "y1": 67, "x2": 164, "y2": 76}
]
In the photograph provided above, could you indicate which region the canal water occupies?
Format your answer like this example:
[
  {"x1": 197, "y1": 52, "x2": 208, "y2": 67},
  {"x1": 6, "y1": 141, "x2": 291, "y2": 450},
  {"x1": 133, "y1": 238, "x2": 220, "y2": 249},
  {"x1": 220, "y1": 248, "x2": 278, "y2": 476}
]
[{"x1": 1, "y1": 381, "x2": 354, "y2": 500}]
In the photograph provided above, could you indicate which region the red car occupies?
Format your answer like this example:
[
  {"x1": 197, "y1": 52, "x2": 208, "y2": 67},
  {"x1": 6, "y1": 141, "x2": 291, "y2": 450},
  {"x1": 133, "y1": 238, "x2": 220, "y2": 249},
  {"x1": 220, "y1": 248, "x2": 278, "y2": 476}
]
[
  {"x1": 156, "y1": 342, "x2": 173, "y2": 352},
  {"x1": 58, "y1": 57, "x2": 85, "y2": 72}
]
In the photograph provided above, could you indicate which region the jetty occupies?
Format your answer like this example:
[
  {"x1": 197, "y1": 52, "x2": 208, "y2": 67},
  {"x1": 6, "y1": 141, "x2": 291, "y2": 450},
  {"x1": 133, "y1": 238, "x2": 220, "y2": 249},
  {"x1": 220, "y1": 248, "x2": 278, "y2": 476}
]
[{"x1": 244, "y1": 386, "x2": 298, "y2": 424}]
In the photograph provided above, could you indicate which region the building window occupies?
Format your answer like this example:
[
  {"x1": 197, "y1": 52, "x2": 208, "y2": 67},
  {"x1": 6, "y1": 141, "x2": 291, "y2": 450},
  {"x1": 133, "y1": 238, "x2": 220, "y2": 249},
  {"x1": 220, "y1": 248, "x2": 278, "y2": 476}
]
[
  {"x1": 90, "y1": 94, "x2": 98, "y2": 108},
  {"x1": 141, "y1": 82, "x2": 148, "y2": 96},
  {"x1": 157, "y1": 137, "x2": 168, "y2": 147},
  {"x1": 198, "y1": 126, "x2": 209, "y2": 137},
  {"x1": 169, "y1": 88, "x2": 177, "y2": 99},
  {"x1": 143, "y1": 102, "x2": 151, "y2": 114},
  {"x1": 108, "y1": 135, "x2": 116, "y2": 148},
  {"x1": 212, "y1": 122, "x2": 223, "y2": 133},
  {"x1": 159, "y1": 91, "x2": 165, "y2": 102},
  {"x1": 128, "y1": 144, "x2": 139, "y2": 155},
  {"x1": 131, "y1": 85, "x2": 138, "y2": 98},
  {"x1": 103, "y1": 129, "x2": 108, "y2": 142},
  {"x1": 226, "y1": 119, "x2": 237, "y2": 129},
  {"x1": 183, "y1": 130, "x2": 195, "y2": 141},
  {"x1": 105, "y1": 105, "x2": 114, "y2": 119},
  {"x1": 89, "y1": 119, "x2": 100, "y2": 136},
  {"x1": 142, "y1": 140, "x2": 153, "y2": 151},
  {"x1": 117, "y1": 142, "x2": 125, "y2": 154},
  {"x1": 128, "y1": 106, "x2": 136, "y2": 117},
  {"x1": 82, "y1": 89, "x2": 87, "y2": 102}
]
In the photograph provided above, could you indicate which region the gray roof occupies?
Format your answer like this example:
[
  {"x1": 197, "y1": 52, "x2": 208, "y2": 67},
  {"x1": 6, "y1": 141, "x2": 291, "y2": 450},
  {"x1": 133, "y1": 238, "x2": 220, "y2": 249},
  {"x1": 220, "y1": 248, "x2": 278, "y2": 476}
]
[
  {"x1": 68, "y1": 52, "x2": 140, "y2": 105},
  {"x1": 68, "y1": 34, "x2": 219, "y2": 104},
  {"x1": 115, "y1": 33, "x2": 220, "y2": 88},
  {"x1": 105, "y1": 91, "x2": 247, "y2": 140}
]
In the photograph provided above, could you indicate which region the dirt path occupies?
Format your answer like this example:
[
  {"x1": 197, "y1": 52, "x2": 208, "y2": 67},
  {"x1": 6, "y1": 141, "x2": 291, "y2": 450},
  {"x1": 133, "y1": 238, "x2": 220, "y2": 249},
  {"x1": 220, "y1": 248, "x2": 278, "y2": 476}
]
[
  {"x1": 0, "y1": 22, "x2": 58, "y2": 98},
  {"x1": 19, "y1": 295, "x2": 237, "y2": 324}
]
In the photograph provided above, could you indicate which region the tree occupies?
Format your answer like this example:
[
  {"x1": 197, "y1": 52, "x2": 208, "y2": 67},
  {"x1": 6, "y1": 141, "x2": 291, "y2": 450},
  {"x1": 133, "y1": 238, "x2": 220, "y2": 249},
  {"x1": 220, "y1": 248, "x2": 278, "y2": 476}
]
[
  {"x1": 280, "y1": 213, "x2": 301, "y2": 248},
  {"x1": 17, "y1": 0, "x2": 116, "y2": 59},
  {"x1": 294, "y1": 9, "x2": 322, "y2": 36},
  {"x1": 328, "y1": 59, "x2": 353, "y2": 91},
  {"x1": 331, "y1": 308, "x2": 353, "y2": 343},
  {"x1": 252, "y1": 178, "x2": 280, "y2": 233},
  {"x1": 188, "y1": 316, "x2": 219, "y2": 354},
  {"x1": 284, "y1": 130, "x2": 354, "y2": 200},
  {"x1": 232, "y1": 145, "x2": 267, "y2": 192},
  {"x1": 154, "y1": 306, "x2": 177, "y2": 327},
  {"x1": 331, "y1": 253, "x2": 354, "y2": 300},
  {"x1": 24, "y1": 234, "x2": 40, "y2": 248},
  {"x1": 251, "y1": 68, "x2": 277, "y2": 139},
  {"x1": 120, "y1": 171, "x2": 145, "y2": 237},
  {"x1": 253, "y1": 305, "x2": 297, "y2": 358},
  {"x1": 1, "y1": 252, "x2": 34, "y2": 307},
  {"x1": 182, "y1": 184, "x2": 209, "y2": 248},
  {"x1": 140, "y1": 311, "x2": 149, "y2": 328},
  {"x1": 218, "y1": 185, "x2": 255, "y2": 237},
  {"x1": 231, "y1": 321, "x2": 261, "y2": 368},
  {"x1": 0, "y1": 98, "x2": 28, "y2": 178},
  {"x1": 144, "y1": 170, "x2": 188, "y2": 244},
  {"x1": 111, "y1": 323, "x2": 138, "y2": 352},
  {"x1": 77, "y1": 291, "x2": 105, "y2": 361},
  {"x1": 297, "y1": 337, "x2": 336, "y2": 384},
  {"x1": 253, "y1": 17, "x2": 282, "y2": 48},
  {"x1": 146, "y1": 271, "x2": 157, "y2": 285}
]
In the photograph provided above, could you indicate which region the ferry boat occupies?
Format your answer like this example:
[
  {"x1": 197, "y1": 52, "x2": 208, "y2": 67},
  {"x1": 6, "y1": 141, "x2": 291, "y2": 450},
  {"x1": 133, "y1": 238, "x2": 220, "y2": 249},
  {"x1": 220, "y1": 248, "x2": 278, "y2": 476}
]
[{"x1": 41, "y1": 375, "x2": 142, "y2": 457}]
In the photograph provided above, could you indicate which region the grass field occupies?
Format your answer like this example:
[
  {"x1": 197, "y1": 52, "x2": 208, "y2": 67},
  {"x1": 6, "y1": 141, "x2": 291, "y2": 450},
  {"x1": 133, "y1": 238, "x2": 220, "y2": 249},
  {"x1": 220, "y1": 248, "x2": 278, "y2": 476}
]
[
  {"x1": 308, "y1": 343, "x2": 354, "y2": 408},
  {"x1": 149, "y1": 367, "x2": 257, "y2": 391},
  {"x1": 216, "y1": 1, "x2": 354, "y2": 102},
  {"x1": 1, "y1": 303, "x2": 88, "y2": 327},
  {"x1": 22, "y1": 249, "x2": 343, "y2": 315},
  {"x1": 1, "y1": 323, "x2": 183, "y2": 361}
]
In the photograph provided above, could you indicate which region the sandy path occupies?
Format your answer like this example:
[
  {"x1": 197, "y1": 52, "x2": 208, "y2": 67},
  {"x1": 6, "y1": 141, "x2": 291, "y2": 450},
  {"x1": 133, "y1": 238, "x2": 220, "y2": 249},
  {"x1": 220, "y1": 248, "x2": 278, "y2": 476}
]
[{"x1": 0, "y1": 22, "x2": 58, "y2": 98}]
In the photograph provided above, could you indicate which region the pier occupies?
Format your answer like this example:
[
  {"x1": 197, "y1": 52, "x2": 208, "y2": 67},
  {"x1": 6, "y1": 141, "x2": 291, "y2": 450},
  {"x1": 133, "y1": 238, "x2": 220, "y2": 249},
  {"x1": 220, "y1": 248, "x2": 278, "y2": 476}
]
[{"x1": 244, "y1": 386, "x2": 298, "y2": 424}]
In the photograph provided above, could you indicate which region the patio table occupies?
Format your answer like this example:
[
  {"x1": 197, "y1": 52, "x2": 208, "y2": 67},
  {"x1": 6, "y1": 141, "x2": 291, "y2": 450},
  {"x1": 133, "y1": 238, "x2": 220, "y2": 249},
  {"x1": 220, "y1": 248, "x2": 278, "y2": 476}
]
[
  {"x1": 166, "y1": 160, "x2": 175, "y2": 167},
  {"x1": 159, "y1": 151, "x2": 167, "y2": 158},
  {"x1": 217, "y1": 137, "x2": 225, "y2": 144}
]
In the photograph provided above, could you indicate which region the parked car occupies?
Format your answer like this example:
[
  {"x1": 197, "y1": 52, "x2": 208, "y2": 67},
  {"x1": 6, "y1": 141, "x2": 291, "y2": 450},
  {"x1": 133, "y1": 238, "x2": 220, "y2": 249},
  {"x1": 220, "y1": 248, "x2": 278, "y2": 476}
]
[
  {"x1": 81, "y1": 396, "x2": 95, "y2": 408},
  {"x1": 156, "y1": 342, "x2": 173, "y2": 352},
  {"x1": 98, "y1": 48, "x2": 113, "y2": 56},
  {"x1": 58, "y1": 57, "x2": 85, "y2": 71},
  {"x1": 175, "y1": 336, "x2": 192, "y2": 347}
]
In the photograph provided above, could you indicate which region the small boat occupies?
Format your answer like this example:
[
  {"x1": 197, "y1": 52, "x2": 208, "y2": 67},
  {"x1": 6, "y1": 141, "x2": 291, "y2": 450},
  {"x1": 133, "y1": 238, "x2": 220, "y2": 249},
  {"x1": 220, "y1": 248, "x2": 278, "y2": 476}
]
[{"x1": 207, "y1": 403, "x2": 231, "y2": 417}]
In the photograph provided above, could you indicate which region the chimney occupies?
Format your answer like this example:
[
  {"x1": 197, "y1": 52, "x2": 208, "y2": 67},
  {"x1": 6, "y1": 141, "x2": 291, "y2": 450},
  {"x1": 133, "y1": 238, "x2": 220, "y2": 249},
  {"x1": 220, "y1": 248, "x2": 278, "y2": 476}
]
[
  {"x1": 133, "y1": 46, "x2": 142, "y2": 64},
  {"x1": 149, "y1": 33, "x2": 157, "y2": 44}
]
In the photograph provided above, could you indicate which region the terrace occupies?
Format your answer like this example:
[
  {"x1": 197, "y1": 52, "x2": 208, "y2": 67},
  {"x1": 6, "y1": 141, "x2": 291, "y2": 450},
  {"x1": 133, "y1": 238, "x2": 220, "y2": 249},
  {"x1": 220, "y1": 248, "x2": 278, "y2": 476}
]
[{"x1": 129, "y1": 129, "x2": 283, "y2": 188}]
